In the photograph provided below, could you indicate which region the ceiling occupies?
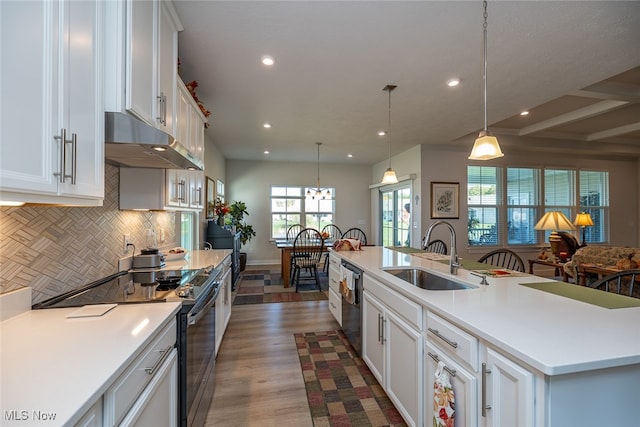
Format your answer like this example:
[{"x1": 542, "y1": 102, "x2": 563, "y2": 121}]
[{"x1": 173, "y1": 1, "x2": 640, "y2": 164}]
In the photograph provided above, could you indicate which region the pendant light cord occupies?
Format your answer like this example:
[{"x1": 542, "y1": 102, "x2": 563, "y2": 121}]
[
  {"x1": 483, "y1": 0, "x2": 488, "y2": 133},
  {"x1": 388, "y1": 88, "x2": 392, "y2": 168}
]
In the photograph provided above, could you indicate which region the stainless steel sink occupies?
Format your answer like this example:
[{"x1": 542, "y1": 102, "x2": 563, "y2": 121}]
[{"x1": 382, "y1": 268, "x2": 474, "y2": 290}]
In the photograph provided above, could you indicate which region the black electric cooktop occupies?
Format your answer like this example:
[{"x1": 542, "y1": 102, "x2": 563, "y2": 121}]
[{"x1": 32, "y1": 268, "x2": 216, "y2": 309}]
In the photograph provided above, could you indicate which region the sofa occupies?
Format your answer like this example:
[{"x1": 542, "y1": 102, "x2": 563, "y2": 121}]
[{"x1": 563, "y1": 246, "x2": 640, "y2": 285}]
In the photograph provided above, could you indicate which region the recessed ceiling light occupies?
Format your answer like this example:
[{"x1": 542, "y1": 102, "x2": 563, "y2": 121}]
[
  {"x1": 264, "y1": 150, "x2": 270, "y2": 155},
  {"x1": 348, "y1": 154, "x2": 353, "y2": 158},
  {"x1": 261, "y1": 55, "x2": 275, "y2": 66},
  {"x1": 447, "y1": 78, "x2": 460, "y2": 87},
  {"x1": 378, "y1": 131, "x2": 387, "y2": 137},
  {"x1": 263, "y1": 123, "x2": 272, "y2": 129},
  {"x1": 520, "y1": 111, "x2": 529, "y2": 116}
]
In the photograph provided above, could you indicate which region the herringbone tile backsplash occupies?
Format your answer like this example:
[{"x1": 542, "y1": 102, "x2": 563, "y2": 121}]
[{"x1": 0, "y1": 165, "x2": 178, "y2": 304}]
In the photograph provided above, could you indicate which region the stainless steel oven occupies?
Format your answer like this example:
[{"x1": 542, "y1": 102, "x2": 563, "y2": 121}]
[{"x1": 32, "y1": 267, "x2": 222, "y2": 427}]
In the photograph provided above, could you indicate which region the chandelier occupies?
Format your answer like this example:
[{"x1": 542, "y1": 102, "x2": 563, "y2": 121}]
[{"x1": 307, "y1": 142, "x2": 331, "y2": 200}]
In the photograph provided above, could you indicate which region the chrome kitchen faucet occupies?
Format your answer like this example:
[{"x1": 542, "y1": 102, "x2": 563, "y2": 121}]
[{"x1": 424, "y1": 221, "x2": 460, "y2": 275}]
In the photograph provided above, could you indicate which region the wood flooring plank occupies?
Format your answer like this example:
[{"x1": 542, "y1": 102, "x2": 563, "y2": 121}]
[{"x1": 205, "y1": 299, "x2": 339, "y2": 426}]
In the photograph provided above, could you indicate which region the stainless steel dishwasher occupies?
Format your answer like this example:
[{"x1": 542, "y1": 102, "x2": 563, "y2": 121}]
[{"x1": 340, "y1": 260, "x2": 363, "y2": 355}]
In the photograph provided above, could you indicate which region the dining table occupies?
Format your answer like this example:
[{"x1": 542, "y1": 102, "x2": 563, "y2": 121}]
[{"x1": 275, "y1": 238, "x2": 332, "y2": 287}]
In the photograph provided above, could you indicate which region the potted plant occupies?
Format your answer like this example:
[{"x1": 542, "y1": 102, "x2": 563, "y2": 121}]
[{"x1": 229, "y1": 200, "x2": 256, "y2": 271}]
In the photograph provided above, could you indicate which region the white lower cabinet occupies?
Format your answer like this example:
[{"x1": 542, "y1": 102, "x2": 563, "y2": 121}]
[
  {"x1": 425, "y1": 341, "x2": 478, "y2": 427},
  {"x1": 362, "y1": 275, "x2": 423, "y2": 427},
  {"x1": 425, "y1": 309, "x2": 536, "y2": 427},
  {"x1": 119, "y1": 349, "x2": 178, "y2": 427},
  {"x1": 74, "y1": 400, "x2": 103, "y2": 427},
  {"x1": 103, "y1": 318, "x2": 177, "y2": 426},
  {"x1": 215, "y1": 258, "x2": 233, "y2": 356},
  {"x1": 327, "y1": 257, "x2": 342, "y2": 325},
  {"x1": 483, "y1": 347, "x2": 535, "y2": 427}
]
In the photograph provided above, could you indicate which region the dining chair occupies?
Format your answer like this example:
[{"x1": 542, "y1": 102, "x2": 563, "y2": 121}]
[
  {"x1": 422, "y1": 239, "x2": 448, "y2": 255},
  {"x1": 290, "y1": 228, "x2": 324, "y2": 291},
  {"x1": 286, "y1": 223, "x2": 304, "y2": 241},
  {"x1": 341, "y1": 227, "x2": 367, "y2": 246},
  {"x1": 588, "y1": 269, "x2": 640, "y2": 298},
  {"x1": 477, "y1": 249, "x2": 525, "y2": 272},
  {"x1": 321, "y1": 224, "x2": 342, "y2": 271}
]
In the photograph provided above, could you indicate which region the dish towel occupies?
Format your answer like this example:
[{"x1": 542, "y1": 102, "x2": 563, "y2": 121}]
[
  {"x1": 339, "y1": 264, "x2": 355, "y2": 304},
  {"x1": 433, "y1": 361, "x2": 455, "y2": 426}
]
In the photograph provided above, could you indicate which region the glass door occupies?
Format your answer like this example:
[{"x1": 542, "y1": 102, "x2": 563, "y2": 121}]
[{"x1": 380, "y1": 187, "x2": 411, "y2": 247}]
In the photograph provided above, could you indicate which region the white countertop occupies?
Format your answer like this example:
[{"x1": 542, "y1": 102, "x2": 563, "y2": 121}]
[
  {"x1": 0, "y1": 288, "x2": 181, "y2": 427},
  {"x1": 334, "y1": 247, "x2": 640, "y2": 376},
  {"x1": 162, "y1": 249, "x2": 232, "y2": 271}
]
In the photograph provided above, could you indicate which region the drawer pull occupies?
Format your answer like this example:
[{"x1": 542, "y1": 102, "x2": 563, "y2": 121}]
[
  {"x1": 427, "y1": 352, "x2": 456, "y2": 377},
  {"x1": 428, "y1": 327, "x2": 458, "y2": 348},
  {"x1": 145, "y1": 345, "x2": 173, "y2": 375}
]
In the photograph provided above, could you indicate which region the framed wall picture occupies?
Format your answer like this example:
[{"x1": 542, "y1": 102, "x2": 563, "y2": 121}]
[
  {"x1": 430, "y1": 182, "x2": 459, "y2": 219},
  {"x1": 205, "y1": 176, "x2": 215, "y2": 219}
]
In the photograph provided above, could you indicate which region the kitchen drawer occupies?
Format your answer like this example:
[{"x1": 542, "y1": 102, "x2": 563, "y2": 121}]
[
  {"x1": 328, "y1": 253, "x2": 340, "y2": 270},
  {"x1": 365, "y1": 275, "x2": 421, "y2": 330},
  {"x1": 104, "y1": 318, "x2": 177, "y2": 425},
  {"x1": 425, "y1": 311, "x2": 478, "y2": 371},
  {"x1": 328, "y1": 288, "x2": 342, "y2": 325}
]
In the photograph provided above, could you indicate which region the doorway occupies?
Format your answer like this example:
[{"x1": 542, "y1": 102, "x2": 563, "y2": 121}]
[{"x1": 380, "y1": 186, "x2": 411, "y2": 247}]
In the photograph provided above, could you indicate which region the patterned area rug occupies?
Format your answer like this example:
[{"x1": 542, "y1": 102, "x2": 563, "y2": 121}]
[
  {"x1": 233, "y1": 267, "x2": 328, "y2": 305},
  {"x1": 295, "y1": 330, "x2": 407, "y2": 427}
]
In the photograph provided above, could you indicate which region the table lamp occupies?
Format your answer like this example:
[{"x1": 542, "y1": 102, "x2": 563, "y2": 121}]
[
  {"x1": 573, "y1": 212, "x2": 594, "y2": 246},
  {"x1": 534, "y1": 211, "x2": 576, "y2": 258}
]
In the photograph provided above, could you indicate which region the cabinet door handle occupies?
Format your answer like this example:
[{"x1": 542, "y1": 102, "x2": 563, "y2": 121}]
[
  {"x1": 178, "y1": 180, "x2": 186, "y2": 202},
  {"x1": 381, "y1": 316, "x2": 386, "y2": 343},
  {"x1": 427, "y1": 327, "x2": 458, "y2": 349},
  {"x1": 69, "y1": 132, "x2": 77, "y2": 184},
  {"x1": 482, "y1": 362, "x2": 492, "y2": 417},
  {"x1": 157, "y1": 93, "x2": 167, "y2": 125},
  {"x1": 145, "y1": 345, "x2": 173, "y2": 375},
  {"x1": 377, "y1": 313, "x2": 382, "y2": 342},
  {"x1": 53, "y1": 128, "x2": 67, "y2": 183},
  {"x1": 427, "y1": 351, "x2": 457, "y2": 377}
]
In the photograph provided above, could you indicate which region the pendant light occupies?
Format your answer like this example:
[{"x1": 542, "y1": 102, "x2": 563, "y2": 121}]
[
  {"x1": 307, "y1": 142, "x2": 331, "y2": 200},
  {"x1": 469, "y1": 1, "x2": 504, "y2": 161},
  {"x1": 381, "y1": 84, "x2": 399, "y2": 184}
]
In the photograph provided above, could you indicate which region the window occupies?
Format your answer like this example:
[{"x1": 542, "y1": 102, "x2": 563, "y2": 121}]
[
  {"x1": 270, "y1": 186, "x2": 335, "y2": 238},
  {"x1": 579, "y1": 170, "x2": 609, "y2": 243},
  {"x1": 468, "y1": 166, "x2": 500, "y2": 245},
  {"x1": 467, "y1": 166, "x2": 609, "y2": 247}
]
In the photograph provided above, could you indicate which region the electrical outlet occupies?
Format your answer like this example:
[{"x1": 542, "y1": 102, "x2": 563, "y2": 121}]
[{"x1": 123, "y1": 234, "x2": 133, "y2": 254}]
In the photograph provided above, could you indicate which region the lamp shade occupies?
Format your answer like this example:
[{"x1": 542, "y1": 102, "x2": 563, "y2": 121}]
[
  {"x1": 534, "y1": 211, "x2": 576, "y2": 231},
  {"x1": 381, "y1": 168, "x2": 398, "y2": 184},
  {"x1": 574, "y1": 212, "x2": 594, "y2": 227},
  {"x1": 468, "y1": 132, "x2": 504, "y2": 160}
]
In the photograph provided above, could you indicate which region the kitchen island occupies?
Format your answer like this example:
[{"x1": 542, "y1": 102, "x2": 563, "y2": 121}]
[{"x1": 330, "y1": 247, "x2": 640, "y2": 427}]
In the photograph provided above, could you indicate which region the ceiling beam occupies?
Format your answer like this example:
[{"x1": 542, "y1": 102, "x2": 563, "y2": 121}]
[
  {"x1": 586, "y1": 121, "x2": 640, "y2": 141},
  {"x1": 518, "y1": 100, "x2": 628, "y2": 135}
]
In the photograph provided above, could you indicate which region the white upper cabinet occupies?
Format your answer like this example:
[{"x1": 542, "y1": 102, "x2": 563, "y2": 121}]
[
  {"x1": 0, "y1": 0, "x2": 104, "y2": 205},
  {"x1": 105, "y1": 0, "x2": 182, "y2": 136},
  {"x1": 176, "y1": 78, "x2": 207, "y2": 164}
]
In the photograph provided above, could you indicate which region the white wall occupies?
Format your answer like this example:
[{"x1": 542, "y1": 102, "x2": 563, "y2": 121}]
[
  {"x1": 226, "y1": 159, "x2": 371, "y2": 265},
  {"x1": 200, "y1": 134, "x2": 226, "y2": 243}
]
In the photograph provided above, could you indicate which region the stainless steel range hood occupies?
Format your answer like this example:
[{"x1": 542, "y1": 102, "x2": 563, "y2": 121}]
[{"x1": 104, "y1": 112, "x2": 204, "y2": 170}]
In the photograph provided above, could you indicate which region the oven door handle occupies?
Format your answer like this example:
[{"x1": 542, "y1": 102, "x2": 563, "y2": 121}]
[{"x1": 187, "y1": 285, "x2": 219, "y2": 326}]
